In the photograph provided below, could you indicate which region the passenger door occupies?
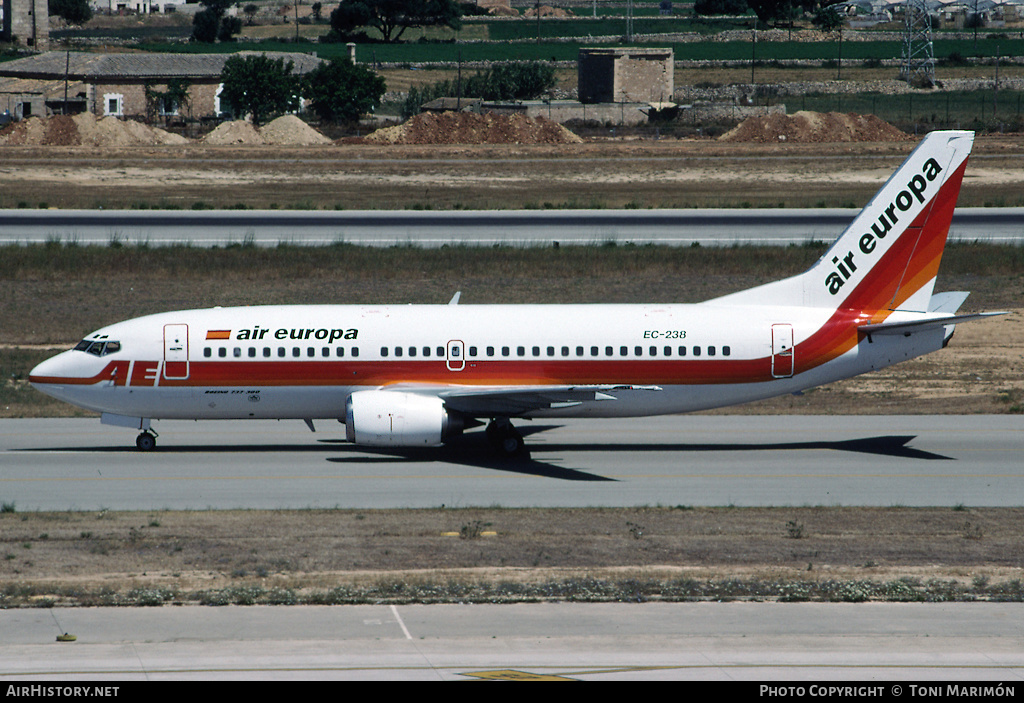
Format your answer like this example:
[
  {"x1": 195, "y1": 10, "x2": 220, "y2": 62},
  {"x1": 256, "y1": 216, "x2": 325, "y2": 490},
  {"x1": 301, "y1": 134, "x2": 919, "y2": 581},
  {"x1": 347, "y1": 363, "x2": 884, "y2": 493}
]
[
  {"x1": 163, "y1": 324, "x2": 190, "y2": 380},
  {"x1": 771, "y1": 324, "x2": 794, "y2": 378}
]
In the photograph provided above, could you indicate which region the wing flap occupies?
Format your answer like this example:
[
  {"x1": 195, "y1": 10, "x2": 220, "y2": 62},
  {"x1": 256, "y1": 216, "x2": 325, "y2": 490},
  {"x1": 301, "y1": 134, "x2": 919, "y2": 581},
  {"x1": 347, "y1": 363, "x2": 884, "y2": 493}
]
[{"x1": 387, "y1": 384, "x2": 662, "y2": 417}]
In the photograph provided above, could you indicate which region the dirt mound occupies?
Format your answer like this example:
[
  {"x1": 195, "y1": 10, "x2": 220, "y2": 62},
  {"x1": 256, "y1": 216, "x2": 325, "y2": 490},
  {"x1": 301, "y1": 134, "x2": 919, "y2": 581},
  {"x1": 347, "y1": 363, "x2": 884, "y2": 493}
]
[
  {"x1": 477, "y1": 0, "x2": 517, "y2": 14},
  {"x1": 365, "y1": 112, "x2": 584, "y2": 145},
  {"x1": 203, "y1": 116, "x2": 330, "y2": 145},
  {"x1": 259, "y1": 114, "x2": 331, "y2": 145},
  {"x1": 75, "y1": 113, "x2": 188, "y2": 146},
  {"x1": 524, "y1": 4, "x2": 573, "y2": 16},
  {"x1": 0, "y1": 113, "x2": 187, "y2": 146},
  {"x1": 719, "y1": 111, "x2": 910, "y2": 143},
  {"x1": 0, "y1": 116, "x2": 46, "y2": 145},
  {"x1": 203, "y1": 120, "x2": 262, "y2": 145}
]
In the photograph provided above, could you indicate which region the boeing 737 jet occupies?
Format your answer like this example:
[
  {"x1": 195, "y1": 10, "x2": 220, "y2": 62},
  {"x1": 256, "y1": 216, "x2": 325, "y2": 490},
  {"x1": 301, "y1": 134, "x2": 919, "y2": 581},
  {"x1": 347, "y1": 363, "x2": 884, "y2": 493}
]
[{"x1": 30, "y1": 130, "x2": 1003, "y2": 455}]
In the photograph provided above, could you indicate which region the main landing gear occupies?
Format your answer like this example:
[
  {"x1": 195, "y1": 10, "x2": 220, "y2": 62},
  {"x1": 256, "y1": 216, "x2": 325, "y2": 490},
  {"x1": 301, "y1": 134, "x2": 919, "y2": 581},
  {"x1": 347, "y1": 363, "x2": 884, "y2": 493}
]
[
  {"x1": 136, "y1": 430, "x2": 158, "y2": 452},
  {"x1": 486, "y1": 418, "x2": 525, "y2": 458}
]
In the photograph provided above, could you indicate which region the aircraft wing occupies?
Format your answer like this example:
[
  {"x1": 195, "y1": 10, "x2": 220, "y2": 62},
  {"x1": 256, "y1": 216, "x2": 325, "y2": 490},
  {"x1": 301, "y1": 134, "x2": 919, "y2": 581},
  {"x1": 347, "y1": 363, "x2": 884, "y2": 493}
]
[{"x1": 386, "y1": 384, "x2": 662, "y2": 416}]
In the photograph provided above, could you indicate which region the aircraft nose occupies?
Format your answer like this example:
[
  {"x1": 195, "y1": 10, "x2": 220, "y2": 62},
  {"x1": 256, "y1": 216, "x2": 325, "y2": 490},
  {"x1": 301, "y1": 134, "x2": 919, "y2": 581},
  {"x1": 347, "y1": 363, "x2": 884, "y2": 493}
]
[{"x1": 29, "y1": 351, "x2": 79, "y2": 388}]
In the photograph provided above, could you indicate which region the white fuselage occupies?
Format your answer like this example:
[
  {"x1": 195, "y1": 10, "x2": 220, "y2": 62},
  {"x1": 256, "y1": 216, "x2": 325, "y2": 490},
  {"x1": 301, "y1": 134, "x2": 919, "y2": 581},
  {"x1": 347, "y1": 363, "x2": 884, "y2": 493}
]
[{"x1": 29, "y1": 302, "x2": 946, "y2": 422}]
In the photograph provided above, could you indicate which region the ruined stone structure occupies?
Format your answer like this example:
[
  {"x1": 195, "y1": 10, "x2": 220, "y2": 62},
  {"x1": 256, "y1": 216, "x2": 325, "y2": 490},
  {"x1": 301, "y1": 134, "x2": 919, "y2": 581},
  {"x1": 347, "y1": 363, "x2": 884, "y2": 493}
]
[
  {"x1": 577, "y1": 47, "x2": 674, "y2": 105},
  {"x1": 1, "y1": 0, "x2": 49, "y2": 50}
]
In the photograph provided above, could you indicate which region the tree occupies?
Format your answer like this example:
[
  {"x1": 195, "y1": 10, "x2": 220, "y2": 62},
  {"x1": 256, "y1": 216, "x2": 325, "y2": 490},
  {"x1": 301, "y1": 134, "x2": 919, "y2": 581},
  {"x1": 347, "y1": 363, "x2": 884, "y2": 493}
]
[
  {"x1": 48, "y1": 0, "x2": 92, "y2": 25},
  {"x1": 144, "y1": 79, "x2": 192, "y2": 121},
  {"x1": 305, "y1": 58, "x2": 386, "y2": 123},
  {"x1": 745, "y1": 0, "x2": 813, "y2": 25},
  {"x1": 693, "y1": 0, "x2": 748, "y2": 15},
  {"x1": 812, "y1": 3, "x2": 844, "y2": 32},
  {"x1": 219, "y1": 54, "x2": 301, "y2": 126},
  {"x1": 192, "y1": 0, "x2": 242, "y2": 43},
  {"x1": 329, "y1": 0, "x2": 463, "y2": 43}
]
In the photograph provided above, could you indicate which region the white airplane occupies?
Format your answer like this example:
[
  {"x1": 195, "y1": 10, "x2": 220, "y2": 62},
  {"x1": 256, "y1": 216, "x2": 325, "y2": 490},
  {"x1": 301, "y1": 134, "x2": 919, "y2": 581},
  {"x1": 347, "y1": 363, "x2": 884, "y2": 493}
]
[{"x1": 31, "y1": 130, "x2": 1002, "y2": 455}]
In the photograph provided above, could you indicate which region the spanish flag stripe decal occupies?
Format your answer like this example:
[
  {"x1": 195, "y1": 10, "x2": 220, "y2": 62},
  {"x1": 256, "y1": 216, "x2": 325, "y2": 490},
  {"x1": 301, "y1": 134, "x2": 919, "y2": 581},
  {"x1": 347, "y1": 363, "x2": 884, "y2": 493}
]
[{"x1": 206, "y1": 330, "x2": 231, "y2": 340}]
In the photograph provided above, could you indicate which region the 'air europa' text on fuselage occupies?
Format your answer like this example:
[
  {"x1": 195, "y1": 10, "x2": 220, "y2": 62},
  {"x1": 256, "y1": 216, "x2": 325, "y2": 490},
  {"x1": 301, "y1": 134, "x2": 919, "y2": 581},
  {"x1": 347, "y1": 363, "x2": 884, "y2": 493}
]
[
  {"x1": 230, "y1": 327, "x2": 360, "y2": 342},
  {"x1": 824, "y1": 156, "x2": 944, "y2": 296}
]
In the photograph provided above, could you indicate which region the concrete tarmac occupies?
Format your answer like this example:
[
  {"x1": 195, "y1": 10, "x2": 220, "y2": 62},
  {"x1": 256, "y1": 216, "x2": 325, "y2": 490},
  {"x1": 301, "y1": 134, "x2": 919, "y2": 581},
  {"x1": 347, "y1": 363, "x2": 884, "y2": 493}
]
[
  {"x1": 2, "y1": 415, "x2": 1022, "y2": 510},
  {"x1": 2, "y1": 603, "x2": 1022, "y2": 681},
  {"x1": 2, "y1": 208, "x2": 1022, "y2": 247}
]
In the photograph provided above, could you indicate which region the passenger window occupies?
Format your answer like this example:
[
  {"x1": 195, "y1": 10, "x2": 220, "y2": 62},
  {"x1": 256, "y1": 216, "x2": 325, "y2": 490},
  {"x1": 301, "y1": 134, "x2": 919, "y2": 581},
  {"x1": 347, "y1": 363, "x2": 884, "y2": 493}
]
[
  {"x1": 620, "y1": 346, "x2": 628, "y2": 356},
  {"x1": 649, "y1": 346, "x2": 657, "y2": 356},
  {"x1": 469, "y1": 346, "x2": 477, "y2": 357},
  {"x1": 591, "y1": 346, "x2": 599, "y2": 357},
  {"x1": 218, "y1": 348, "x2": 227, "y2": 358},
  {"x1": 352, "y1": 348, "x2": 360, "y2": 357},
  {"x1": 336, "y1": 347, "x2": 345, "y2": 357},
  {"x1": 708, "y1": 346, "x2": 716, "y2": 356},
  {"x1": 606, "y1": 346, "x2": 613, "y2": 356},
  {"x1": 502, "y1": 346, "x2": 510, "y2": 357},
  {"x1": 486, "y1": 346, "x2": 494, "y2": 357},
  {"x1": 249, "y1": 347, "x2": 256, "y2": 358},
  {"x1": 408, "y1": 346, "x2": 416, "y2": 357},
  {"x1": 436, "y1": 347, "x2": 444, "y2": 357},
  {"x1": 233, "y1": 348, "x2": 242, "y2": 358},
  {"x1": 678, "y1": 346, "x2": 686, "y2": 356},
  {"x1": 693, "y1": 347, "x2": 701, "y2": 357},
  {"x1": 561, "y1": 346, "x2": 569, "y2": 357},
  {"x1": 381, "y1": 347, "x2": 389, "y2": 357},
  {"x1": 307, "y1": 347, "x2": 315, "y2": 358},
  {"x1": 532, "y1": 346, "x2": 540, "y2": 357},
  {"x1": 576, "y1": 346, "x2": 584, "y2": 356},
  {"x1": 322, "y1": 347, "x2": 330, "y2": 357},
  {"x1": 423, "y1": 347, "x2": 431, "y2": 357},
  {"x1": 292, "y1": 347, "x2": 300, "y2": 358},
  {"x1": 517, "y1": 346, "x2": 525, "y2": 357},
  {"x1": 278, "y1": 347, "x2": 286, "y2": 357},
  {"x1": 664, "y1": 346, "x2": 672, "y2": 356},
  {"x1": 634, "y1": 346, "x2": 642, "y2": 356},
  {"x1": 264, "y1": 348, "x2": 271, "y2": 358},
  {"x1": 723, "y1": 346, "x2": 731, "y2": 357},
  {"x1": 395, "y1": 347, "x2": 403, "y2": 357},
  {"x1": 547, "y1": 346, "x2": 555, "y2": 357},
  {"x1": 204, "y1": 347, "x2": 212, "y2": 358}
]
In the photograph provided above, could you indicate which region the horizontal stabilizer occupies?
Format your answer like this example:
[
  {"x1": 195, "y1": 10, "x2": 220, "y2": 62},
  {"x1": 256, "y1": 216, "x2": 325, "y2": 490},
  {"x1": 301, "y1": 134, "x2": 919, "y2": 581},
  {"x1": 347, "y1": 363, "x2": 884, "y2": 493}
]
[{"x1": 860, "y1": 311, "x2": 1007, "y2": 337}]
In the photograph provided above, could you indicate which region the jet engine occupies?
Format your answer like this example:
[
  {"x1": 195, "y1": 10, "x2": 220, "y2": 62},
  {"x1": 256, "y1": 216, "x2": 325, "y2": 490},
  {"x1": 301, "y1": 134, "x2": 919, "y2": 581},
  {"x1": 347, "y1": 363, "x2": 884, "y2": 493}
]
[{"x1": 345, "y1": 390, "x2": 464, "y2": 447}]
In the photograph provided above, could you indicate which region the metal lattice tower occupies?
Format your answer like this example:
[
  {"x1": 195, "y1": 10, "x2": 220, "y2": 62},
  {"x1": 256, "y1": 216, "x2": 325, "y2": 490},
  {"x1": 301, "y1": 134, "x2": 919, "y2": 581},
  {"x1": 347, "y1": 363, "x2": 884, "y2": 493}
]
[{"x1": 900, "y1": 0, "x2": 936, "y2": 86}]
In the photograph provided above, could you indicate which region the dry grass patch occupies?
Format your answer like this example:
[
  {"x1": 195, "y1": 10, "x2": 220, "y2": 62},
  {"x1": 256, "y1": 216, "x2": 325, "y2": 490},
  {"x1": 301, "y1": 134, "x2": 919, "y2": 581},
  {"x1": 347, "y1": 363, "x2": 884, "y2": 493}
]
[{"x1": 1, "y1": 507, "x2": 1022, "y2": 606}]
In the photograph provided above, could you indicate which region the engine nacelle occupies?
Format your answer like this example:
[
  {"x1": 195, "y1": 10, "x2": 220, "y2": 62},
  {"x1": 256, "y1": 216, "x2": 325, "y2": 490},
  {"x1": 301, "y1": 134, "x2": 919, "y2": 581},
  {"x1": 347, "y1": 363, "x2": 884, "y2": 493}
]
[{"x1": 345, "y1": 390, "x2": 463, "y2": 447}]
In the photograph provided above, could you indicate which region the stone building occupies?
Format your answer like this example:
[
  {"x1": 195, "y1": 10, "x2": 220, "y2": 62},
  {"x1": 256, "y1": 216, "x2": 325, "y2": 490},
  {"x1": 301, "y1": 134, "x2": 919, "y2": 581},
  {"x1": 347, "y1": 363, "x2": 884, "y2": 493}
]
[
  {"x1": 0, "y1": 51, "x2": 322, "y2": 121},
  {"x1": 577, "y1": 47, "x2": 674, "y2": 105},
  {"x1": 1, "y1": 0, "x2": 49, "y2": 50}
]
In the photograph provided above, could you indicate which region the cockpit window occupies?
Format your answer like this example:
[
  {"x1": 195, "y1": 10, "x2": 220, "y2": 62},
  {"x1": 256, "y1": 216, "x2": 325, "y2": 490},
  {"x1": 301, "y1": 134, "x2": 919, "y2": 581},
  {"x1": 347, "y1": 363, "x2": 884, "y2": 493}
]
[{"x1": 74, "y1": 339, "x2": 122, "y2": 356}]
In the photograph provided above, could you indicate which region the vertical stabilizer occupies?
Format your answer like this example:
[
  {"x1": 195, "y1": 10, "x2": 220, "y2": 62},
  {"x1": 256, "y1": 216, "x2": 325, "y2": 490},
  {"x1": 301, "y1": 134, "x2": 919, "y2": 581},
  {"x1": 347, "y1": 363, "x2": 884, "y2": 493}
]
[{"x1": 708, "y1": 130, "x2": 974, "y2": 312}]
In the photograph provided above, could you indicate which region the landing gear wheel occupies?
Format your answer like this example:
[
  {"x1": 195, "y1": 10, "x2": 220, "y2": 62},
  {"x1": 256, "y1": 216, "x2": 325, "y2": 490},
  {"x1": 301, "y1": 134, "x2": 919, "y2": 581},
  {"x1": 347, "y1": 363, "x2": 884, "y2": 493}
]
[
  {"x1": 486, "y1": 419, "x2": 526, "y2": 458},
  {"x1": 136, "y1": 432, "x2": 157, "y2": 452}
]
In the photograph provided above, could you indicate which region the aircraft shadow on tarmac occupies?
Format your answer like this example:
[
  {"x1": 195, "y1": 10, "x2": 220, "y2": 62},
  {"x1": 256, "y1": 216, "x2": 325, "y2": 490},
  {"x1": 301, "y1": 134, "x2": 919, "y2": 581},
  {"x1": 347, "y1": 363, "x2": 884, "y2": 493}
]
[
  {"x1": 322, "y1": 429, "x2": 952, "y2": 481},
  {"x1": 28, "y1": 429, "x2": 952, "y2": 482}
]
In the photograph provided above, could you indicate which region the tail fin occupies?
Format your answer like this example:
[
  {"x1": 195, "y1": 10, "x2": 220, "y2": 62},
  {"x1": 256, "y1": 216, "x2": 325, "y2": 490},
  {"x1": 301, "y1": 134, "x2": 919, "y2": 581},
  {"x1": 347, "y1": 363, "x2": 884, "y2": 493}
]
[{"x1": 709, "y1": 130, "x2": 974, "y2": 312}]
